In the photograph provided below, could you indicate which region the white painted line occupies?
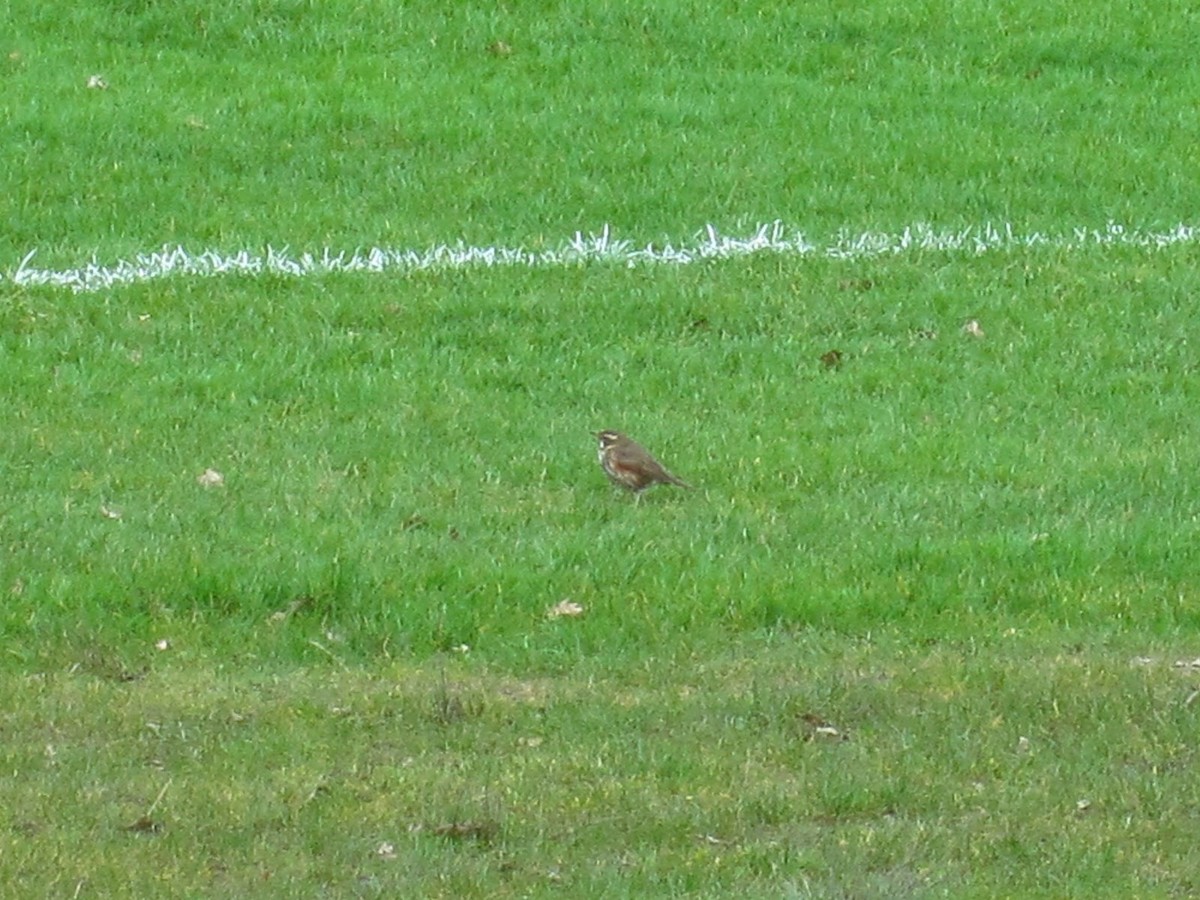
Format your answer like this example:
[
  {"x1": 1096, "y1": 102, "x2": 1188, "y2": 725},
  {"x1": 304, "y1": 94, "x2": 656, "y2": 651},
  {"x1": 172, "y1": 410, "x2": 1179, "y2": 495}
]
[{"x1": 8, "y1": 221, "x2": 1199, "y2": 293}]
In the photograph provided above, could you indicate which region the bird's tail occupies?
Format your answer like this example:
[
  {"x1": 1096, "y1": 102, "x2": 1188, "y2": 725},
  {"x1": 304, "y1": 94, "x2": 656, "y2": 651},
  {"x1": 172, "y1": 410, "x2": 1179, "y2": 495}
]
[{"x1": 667, "y1": 472, "x2": 692, "y2": 490}]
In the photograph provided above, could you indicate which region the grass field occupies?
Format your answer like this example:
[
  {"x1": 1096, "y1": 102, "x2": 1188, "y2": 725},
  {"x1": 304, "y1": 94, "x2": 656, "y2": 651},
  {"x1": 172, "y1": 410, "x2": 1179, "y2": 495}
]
[{"x1": 5, "y1": 1, "x2": 1200, "y2": 896}]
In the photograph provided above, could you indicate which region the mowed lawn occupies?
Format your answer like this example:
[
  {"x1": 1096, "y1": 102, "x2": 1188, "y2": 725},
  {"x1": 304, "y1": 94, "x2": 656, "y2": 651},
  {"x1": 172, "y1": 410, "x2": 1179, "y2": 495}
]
[
  {"x1": 5, "y1": 1, "x2": 1200, "y2": 896},
  {"x1": 4, "y1": 1, "x2": 1200, "y2": 260},
  {"x1": 7, "y1": 633, "x2": 1200, "y2": 896}
]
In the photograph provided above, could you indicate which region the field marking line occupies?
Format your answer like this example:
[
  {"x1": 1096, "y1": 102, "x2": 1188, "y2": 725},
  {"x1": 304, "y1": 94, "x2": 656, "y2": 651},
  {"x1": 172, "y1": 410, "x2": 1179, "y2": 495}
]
[{"x1": 8, "y1": 221, "x2": 1200, "y2": 293}]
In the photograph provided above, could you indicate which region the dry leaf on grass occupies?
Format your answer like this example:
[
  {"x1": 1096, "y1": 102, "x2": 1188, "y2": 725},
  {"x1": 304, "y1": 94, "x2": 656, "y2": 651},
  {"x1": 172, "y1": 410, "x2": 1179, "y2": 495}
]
[
  {"x1": 122, "y1": 816, "x2": 162, "y2": 834},
  {"x1": 197, "y1": 467, "x2": 224, "y2": 487},
  {"x1": 431, "y1": 820, "x2": 499, "y2": 842},
  {"x1": 838, "y1": 277, "x2": 875, "y2": 292},
  {"x1": 546, "y1": 598, "x2": 584, "y2": 619},
  {"x1": 267, "y1": 595, "x2": 312, "y2": 624},
  {"x1": 799, "y1": 712, "x2": 848, "y2": 741},
  {"x1": 820, "y1": 349, "x2": 843, "y2": 369}
]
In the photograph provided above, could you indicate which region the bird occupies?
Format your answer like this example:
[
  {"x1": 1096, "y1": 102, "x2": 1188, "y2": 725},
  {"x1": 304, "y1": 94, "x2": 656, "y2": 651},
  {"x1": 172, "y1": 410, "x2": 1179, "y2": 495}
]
[{"x1": 594, "y1": 430, "x2": 692, "y2": 497}]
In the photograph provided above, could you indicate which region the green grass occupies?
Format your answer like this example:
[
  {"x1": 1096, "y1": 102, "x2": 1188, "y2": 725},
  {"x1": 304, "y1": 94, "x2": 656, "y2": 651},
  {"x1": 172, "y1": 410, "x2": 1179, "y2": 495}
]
[
  {"x1": 6, "y1": 249, "x2": 1200, "y2": 894},
  {"x1": 5, "y1": 0, "x2": 1200, "y2": 262},
  {"x1": 6, "y1": 250, "x2": 1200, "y2": 666},
  {"x1": 7, "y1": 634, "x2": 1200, "y2": 896},
  {"x1": 6, "y1": 0, "x2": 1200, "y2": 894}
]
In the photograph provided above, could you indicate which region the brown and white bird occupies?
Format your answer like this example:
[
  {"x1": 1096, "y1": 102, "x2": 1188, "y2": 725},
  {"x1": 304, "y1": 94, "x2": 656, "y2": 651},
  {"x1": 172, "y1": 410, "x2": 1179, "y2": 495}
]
[{"x1": 594, "y1": 430, "x2": 692, "y2": 497}]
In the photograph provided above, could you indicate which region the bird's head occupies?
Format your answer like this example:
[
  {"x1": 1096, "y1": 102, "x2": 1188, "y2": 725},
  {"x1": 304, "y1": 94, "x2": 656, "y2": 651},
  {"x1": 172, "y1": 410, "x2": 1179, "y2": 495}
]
[{"x1": 594, "y1": 430, "x2": 624, "y2": 449}]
